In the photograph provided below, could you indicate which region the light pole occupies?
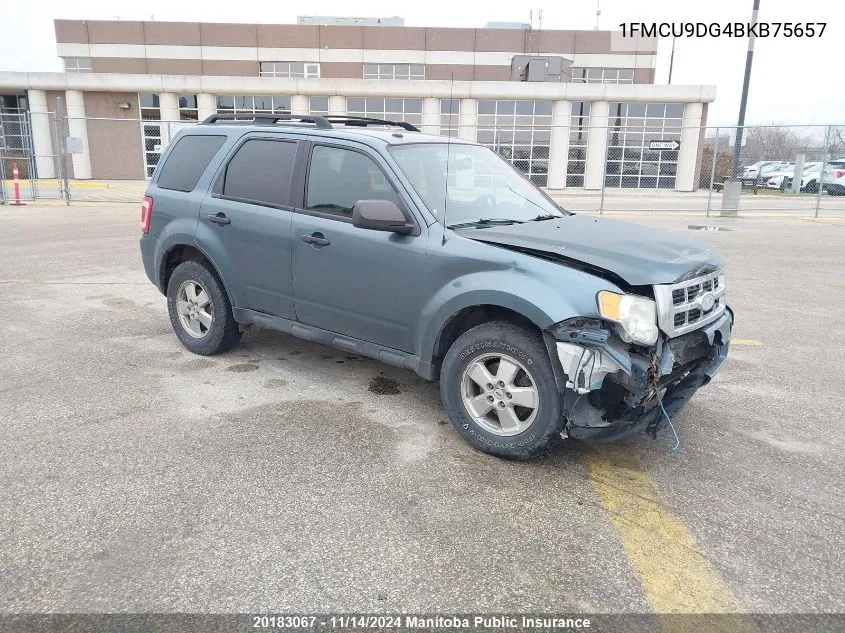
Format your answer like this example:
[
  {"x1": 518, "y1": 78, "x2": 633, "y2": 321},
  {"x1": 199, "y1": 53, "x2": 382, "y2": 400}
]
[
  {"x1": 668, "y1": 36, "x2": 676, "y2": 84},
  {"x1": 730, "y1": 0, "x2": 760, "y2": 180}
]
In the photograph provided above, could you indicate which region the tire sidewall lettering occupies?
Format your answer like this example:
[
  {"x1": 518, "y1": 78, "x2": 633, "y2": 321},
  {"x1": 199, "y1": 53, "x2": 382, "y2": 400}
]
[
  {"x1": 465, "y1": 425, "x2": 538, "y2": 448},
  {"x1": 458, "y1": 340, "x2": 533, "y2": 366}
]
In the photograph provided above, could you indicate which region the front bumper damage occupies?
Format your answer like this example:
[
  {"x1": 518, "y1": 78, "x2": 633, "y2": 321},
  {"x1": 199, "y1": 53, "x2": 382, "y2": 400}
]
[{"x1": 544, "y1": 309, "x2": 732, "y2": 443}]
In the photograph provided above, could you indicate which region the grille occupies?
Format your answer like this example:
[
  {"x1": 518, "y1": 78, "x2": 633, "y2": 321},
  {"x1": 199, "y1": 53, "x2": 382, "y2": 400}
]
[
  {"x1": 654, "y1": 270, "x2": 726, "y2": 338},
  {"x1": 672, "y1": 276, "x2": 721, "y2": 306}
]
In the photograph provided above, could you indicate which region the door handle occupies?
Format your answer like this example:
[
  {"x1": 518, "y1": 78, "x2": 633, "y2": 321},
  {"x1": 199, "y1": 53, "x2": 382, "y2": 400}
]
[
  {"x1": 206, "y1": 212, "x2": 231, "y2": 226},
  {"x1": 300, "y1": 233, "x2": 330, "y2": 247}
]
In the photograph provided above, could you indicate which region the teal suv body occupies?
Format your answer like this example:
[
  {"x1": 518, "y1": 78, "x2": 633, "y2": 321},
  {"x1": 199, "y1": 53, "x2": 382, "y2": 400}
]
[{"x1": 140, "y1": 114, "x2": 732, "y2": 460}]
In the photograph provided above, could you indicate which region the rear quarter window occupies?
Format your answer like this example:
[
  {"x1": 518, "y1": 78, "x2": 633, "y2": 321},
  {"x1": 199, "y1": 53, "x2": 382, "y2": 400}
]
[{"x1": 156, "y1": 135, "x2": 227, "y2": 192}]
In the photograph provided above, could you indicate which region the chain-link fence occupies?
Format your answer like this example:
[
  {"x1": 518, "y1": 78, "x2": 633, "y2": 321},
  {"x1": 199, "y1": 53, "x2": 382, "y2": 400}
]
[
  {"x1": 1, "y1": 109, "x2": 70, "y2": 203},
  {"x1": 2, "y1": 112, "x2": 844, "y2": 216}
]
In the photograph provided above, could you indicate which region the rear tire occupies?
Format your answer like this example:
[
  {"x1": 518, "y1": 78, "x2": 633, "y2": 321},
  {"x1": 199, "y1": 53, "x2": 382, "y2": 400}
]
[
  {"x1": 440, "y1": 321, "x2": 561, "y2": 460},
  {"x1": 166, "y1": 260, "x2": 242, "y2": 355}
]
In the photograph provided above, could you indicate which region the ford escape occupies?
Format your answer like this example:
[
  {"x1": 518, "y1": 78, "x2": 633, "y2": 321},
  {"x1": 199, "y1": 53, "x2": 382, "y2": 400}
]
[{"x1": 139, "y1": 113, "x2": 732, "y2": 460}]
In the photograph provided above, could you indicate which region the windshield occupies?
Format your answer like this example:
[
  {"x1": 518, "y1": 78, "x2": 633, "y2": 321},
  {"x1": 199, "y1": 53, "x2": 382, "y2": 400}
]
[{"x1": 390, "y1": 143, "x2": 567, "y2": 228}]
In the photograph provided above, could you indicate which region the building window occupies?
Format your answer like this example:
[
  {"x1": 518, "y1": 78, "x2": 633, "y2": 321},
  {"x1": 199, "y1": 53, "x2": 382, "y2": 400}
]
[
  {"x1": 178, "y1": 94, "x2": 198, "y2": 121},
  {"x1": 259, "y1": 62, "x2": 320, "y2": 78},
  {"x1": 571, "y1": 68, "x2": 634, "y2": 84},
  {"x1": 440, "y1": 99, "x2": 460, "y2": 138},
  {"x1": 216, "y1": 95, "x2": 292, "y2": 114},
  {"x1": 363, "y1": 64, "x2": 425, "y2": 80},
  {"x1": 0, "y1": 94, "x2": 28, "y2": 112},
  {"x1": 139, "y1": 93, "x2": 161, "y2": 120},
  {"x1": 309, "y1": 97, "x2": 329, "y2": 116},
  {"x1": 605, "y1": 102, "x2": 685, "y2": 189},
  {"x1": 567, "y1": 102, "x2": 590, "y2": 187},
  {"x1": 345, "y1": 98, "x2": 423, "y2": 127},
  {"x1": 63, "y1": 57, "x2": 92, "y2": 73},
  {"x1": 0, "y1": 102, "x2": 32, "y2": 168},
  {"x1": 476, "y1": 100, "x2": 553, "y2": 186}
]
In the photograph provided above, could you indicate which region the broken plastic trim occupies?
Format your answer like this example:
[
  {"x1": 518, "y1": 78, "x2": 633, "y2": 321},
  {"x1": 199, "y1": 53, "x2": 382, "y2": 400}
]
[
  {"x1": 555, "y1": 343, "x2": 629, "y2": 394},
  {"x1": 548, "y1": 318, "x2": 639, "y2": 399}
]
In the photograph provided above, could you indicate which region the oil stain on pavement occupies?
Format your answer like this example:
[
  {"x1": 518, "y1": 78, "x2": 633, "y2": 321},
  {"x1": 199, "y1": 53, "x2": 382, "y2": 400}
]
[
  {"x1": 227, "y1": 363, "x2": 259, "y2": 373},
  {"x1": 368, "y1": 375, "x2": 402, "y2": 395}
]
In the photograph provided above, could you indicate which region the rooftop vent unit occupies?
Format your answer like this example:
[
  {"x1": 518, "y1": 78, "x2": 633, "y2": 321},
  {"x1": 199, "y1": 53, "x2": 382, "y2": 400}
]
[{"x1": 511, "y1": 55, "x2": 573, "y2": 82}]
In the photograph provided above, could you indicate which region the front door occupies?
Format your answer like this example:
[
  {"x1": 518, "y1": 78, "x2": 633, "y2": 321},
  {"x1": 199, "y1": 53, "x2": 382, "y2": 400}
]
[
  {"x1": 197, "y1": 135, "x2": 300, "y2": 319},
  {"x1": 291, "y1": 142, "x2": 428, "y2": 352}
]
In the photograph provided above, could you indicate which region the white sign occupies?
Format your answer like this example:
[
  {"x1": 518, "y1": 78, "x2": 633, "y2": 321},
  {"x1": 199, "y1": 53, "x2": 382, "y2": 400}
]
[
  {"x1": 648, "y1": 140, "x2": 680, "y2": 151},
  {"x1": 66, "y1": 136, "x2": 84, "y2": 154}
]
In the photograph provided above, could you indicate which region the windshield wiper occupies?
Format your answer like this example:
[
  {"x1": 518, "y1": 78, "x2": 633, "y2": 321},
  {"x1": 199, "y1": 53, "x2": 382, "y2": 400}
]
[
  {"x1": 448, "y1": 218, "x2": 525, "y2": 229},
  {"x1": 504, "y1": 184, "x2": 569, "y2": 218},
  {"x1": 531, "y1": 213, "x2": 559, "y2": 221}
]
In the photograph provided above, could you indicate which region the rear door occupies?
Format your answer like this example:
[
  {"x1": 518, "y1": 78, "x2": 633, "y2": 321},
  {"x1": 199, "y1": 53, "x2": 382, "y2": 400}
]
[{"x1": 197, "y1": 134, "x2": 301, "y2": 319}]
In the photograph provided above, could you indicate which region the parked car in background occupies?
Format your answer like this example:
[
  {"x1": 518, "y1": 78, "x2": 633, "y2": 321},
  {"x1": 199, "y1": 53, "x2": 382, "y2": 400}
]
[
  {"x1": 742, "y1": 161, "x2": 790, "y2": 184},
  {"x1": 782, "y1": 163, "x2": 845, "y2": 193},
  {"x1": 822, "y1": 170, "x2": 845, "y2": 196},
  {"x1": 766, "y1": 162, "x2": 818, "y2": 190}
]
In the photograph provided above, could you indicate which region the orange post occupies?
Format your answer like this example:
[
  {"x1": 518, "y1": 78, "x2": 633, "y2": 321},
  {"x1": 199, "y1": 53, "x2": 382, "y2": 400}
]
[{"x1": 11, "y1": 161, "x2": 25, "y2": 206}]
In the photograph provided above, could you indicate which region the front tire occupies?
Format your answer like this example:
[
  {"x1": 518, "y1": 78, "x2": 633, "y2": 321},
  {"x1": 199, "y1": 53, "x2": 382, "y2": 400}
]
[
  {"x1": 440, "y1": 322, "x2": 562, "y2": 460},
  {"x1": 166, "y1": 260, "x2": 242, "y2": 355}
]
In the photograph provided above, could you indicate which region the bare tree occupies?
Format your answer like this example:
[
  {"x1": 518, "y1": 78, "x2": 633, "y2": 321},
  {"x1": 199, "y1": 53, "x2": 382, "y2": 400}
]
[
  {"x1": 740, "y1": 126, "x2": 825, "y2": 164},
  {"x1": 828, "y1": 125, "x2": 845, "y2": 158}
]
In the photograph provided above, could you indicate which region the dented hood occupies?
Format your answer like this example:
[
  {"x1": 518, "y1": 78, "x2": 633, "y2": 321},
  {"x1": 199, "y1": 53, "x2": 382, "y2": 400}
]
[{"x1": 458, "y1": 215, "x2": 725, "y2": 286}]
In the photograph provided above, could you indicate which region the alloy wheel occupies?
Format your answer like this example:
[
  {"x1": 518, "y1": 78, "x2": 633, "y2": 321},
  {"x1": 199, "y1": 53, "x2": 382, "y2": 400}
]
[
  {"x1": 460, "y1": 353, "x2": 539, "y2": 436},
  {"x1": 176, "y1": 280, "x2": 213, "y2": 338}
]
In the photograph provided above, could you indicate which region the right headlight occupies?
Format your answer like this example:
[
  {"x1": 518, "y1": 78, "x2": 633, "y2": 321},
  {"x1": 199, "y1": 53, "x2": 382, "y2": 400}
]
[{"x1": 597, "y1": 291, "x2": 659, "y2": 346}]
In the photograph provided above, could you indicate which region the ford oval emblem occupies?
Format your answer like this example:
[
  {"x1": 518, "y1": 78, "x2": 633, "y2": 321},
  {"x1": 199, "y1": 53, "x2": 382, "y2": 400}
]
[{"x1": 699, "y1": 292, "x2": 716, "y2": 311}]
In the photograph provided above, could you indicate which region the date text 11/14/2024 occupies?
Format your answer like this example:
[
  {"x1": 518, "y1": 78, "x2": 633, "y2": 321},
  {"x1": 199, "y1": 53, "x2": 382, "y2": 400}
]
[{"x1": 252, "y1": 615, "x2": 593, "y2": 629}]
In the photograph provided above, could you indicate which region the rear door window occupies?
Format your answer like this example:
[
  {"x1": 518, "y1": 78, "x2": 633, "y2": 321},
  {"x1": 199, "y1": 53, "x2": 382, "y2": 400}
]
[
  {"x1": 157, "y1": 135, "x2": 226, "y2": 192},
  {"x1": 222, "y1": 139, "x2": 298, "y2": 208}
]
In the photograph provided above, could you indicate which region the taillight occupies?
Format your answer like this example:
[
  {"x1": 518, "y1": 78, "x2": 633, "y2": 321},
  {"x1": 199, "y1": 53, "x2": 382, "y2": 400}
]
[
  {"x1": 141, "y1": 196, "x2": 153, "y2": 234},
  {"x1": 837, "y1": 170, "x2": 845, "y2": 178}
]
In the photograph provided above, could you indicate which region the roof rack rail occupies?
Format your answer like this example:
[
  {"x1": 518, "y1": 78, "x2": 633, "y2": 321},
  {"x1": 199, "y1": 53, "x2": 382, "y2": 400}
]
[
  {"x1": 200, "y1": 112, "x2": 333, "y2": 129},
  {"x1": 323, "y1": 116, "x2": 420, "y2": 132}
]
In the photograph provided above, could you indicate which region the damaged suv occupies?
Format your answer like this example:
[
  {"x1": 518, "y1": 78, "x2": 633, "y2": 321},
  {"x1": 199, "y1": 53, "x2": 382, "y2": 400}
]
[{"x1": 140, "y1": 114, "x2": 732, "y2": 460}]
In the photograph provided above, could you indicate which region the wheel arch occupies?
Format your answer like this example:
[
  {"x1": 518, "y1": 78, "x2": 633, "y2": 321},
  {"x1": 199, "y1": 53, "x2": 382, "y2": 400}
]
[
  {"x1": 426, "y1": 301, "x2": 552, "y2": 381},
  {"x1": 159, "y1": 242, "x2": 237, "y2": 309}
]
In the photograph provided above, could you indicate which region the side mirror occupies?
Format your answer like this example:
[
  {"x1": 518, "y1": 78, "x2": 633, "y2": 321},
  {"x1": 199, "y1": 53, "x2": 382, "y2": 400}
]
[{"x1": 352, "y1": 199, "x2": 414, "y2": 235}]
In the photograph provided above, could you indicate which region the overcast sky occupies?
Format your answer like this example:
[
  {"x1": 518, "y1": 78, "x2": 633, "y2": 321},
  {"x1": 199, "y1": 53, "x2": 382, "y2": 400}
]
[{"x1": 1, "y1": 0, "x2": 842, "y2": 126}]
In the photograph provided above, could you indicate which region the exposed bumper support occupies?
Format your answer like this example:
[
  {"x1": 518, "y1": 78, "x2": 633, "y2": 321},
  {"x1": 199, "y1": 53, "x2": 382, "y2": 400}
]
[{"x1": 547, "y1": 309, "x2": 732, "y2": 443}]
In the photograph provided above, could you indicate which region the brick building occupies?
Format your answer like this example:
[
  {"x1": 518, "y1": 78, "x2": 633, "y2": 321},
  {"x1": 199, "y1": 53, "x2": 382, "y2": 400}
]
[{"x1": 0, "y1": 17, "x2": 715, "y2": 190}]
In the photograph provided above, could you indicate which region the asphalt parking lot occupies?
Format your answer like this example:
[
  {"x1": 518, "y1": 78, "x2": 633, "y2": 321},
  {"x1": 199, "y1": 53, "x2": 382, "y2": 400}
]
[{"x1": 1, "y1": 205, "x2": 843, "y2": 615}]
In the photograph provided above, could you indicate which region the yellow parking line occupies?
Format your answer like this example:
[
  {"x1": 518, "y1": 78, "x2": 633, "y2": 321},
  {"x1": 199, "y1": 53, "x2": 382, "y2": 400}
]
[
  {"x1": 731, "y1": 339, "x2": 762, "y2": 346},
  {"x1": 1, "y1": 180, "x2": 109, "y2": 189},
  {"x1": 587, "y1": 451, "x2": 756, "y2": 631}
]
